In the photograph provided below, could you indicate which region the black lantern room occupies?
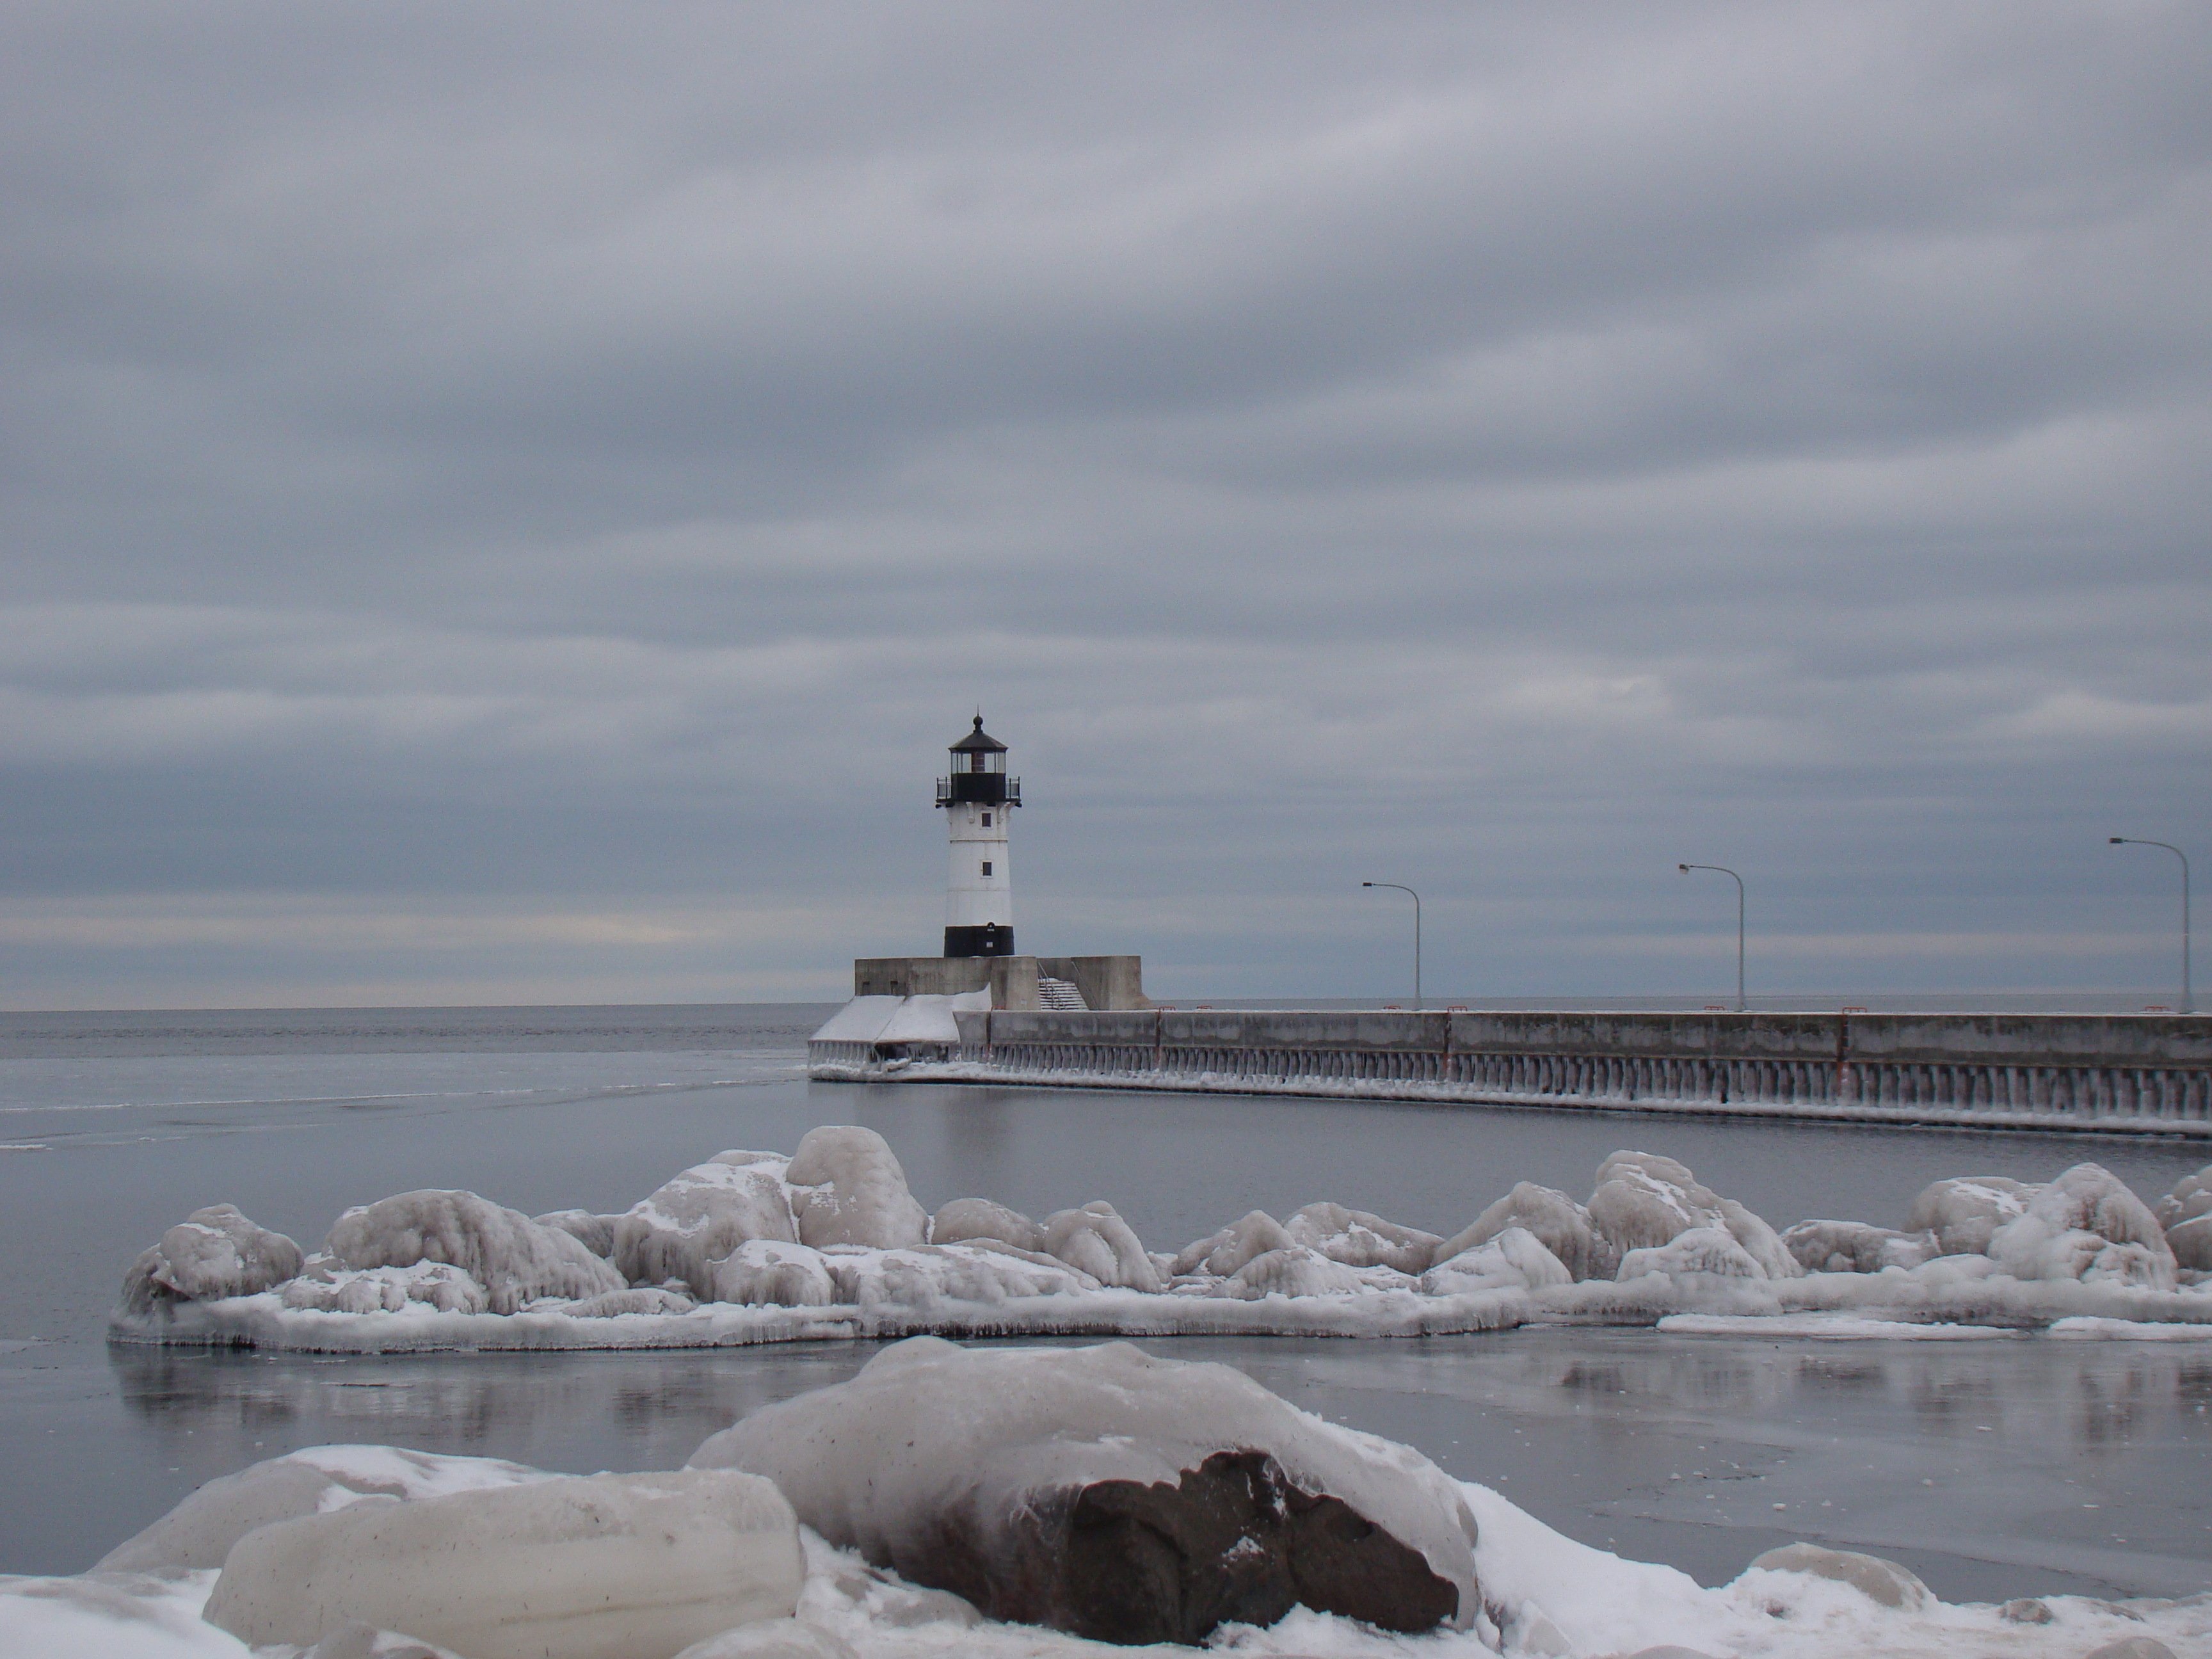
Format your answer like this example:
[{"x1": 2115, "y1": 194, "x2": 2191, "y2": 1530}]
[{"x1": 935, "y1": 716, "x2": 1023, "y2": 809}]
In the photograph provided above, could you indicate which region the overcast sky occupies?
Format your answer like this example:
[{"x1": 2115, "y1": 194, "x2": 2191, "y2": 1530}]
[{"x1": 1, "y1": 3, "x2": 2207, "y2": 1009}]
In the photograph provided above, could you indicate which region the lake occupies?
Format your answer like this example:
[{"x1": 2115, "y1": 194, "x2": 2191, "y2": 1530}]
[{"x1": 1, "y1": 1003, "x2": 2205, "y2": 1602}]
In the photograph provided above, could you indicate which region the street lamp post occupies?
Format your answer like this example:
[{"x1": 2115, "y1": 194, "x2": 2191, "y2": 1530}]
[
  {"x1": 2110, "y1": 837, "x2": 2193, "y2": 1014},
  {"x1": 1361, "y1": 882, "x2": 1421, "y2": 1011},
  {"x1": 1678, "y1": 862, "x2": 1746, "y2": 1013}
]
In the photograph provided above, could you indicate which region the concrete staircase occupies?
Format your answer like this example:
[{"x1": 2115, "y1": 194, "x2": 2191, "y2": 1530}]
[{"x1": 1036, "y1": 975, "x2": 1088, "y2": 1011}]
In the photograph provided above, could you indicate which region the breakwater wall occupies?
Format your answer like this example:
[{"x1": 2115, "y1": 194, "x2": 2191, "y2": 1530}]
[{"x1": 810, "y1": 1007, "x2": 2212, "y2": 1137}]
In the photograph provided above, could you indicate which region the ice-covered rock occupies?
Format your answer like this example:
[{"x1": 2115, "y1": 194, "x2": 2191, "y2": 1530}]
[
  {"x1": 1907, "y1": 1174, "x2": 2040, "y2": 1256},
  {"x1": 822, "y1": 1243, "x2": 1092, "y2": 1307},
  {"x1": 566, "y1": 1287, "x2": 695, "y2": 1317},
  {"x1": 2156, "y1": 1164, "x2": 2212, "y2": 1271},
  {"x1": 1780, "y1": 1219, "x2": 1937, "y2": 1274},
  {"x1": 1434, "y1": 1183, "x2": 1615, "y2": 1282},
  {"x1": 119, "y1": 1205, "x2": 304, "y2": 1315},
  {"x1": 1283, "y1": 1201, "x2": 1442, "y2": 1274},
  {"x1": 326, "y1": 1192, "x2": 622, "y2": 1315},
  {"x1": 1173, "y1": 1210, "x2": 1293, "y2": 1277},
  {"x1": 614, "y1": 1153, "x2": 799, "y2": 1298},
  {"x1": 1221, "y1": 1244, "x2": 1367, "y2": 1299},
  {"x1": 1420, "y1": 1227, "x2": 1572, "y2": 1295},
  {"x1": 533, "y1": 1210, "x2": 618, "y2": 1258},
  {"x1": 713, "y1": 1239, "x2": 837, "y2": 1308},
  {"x1": 1586, "y1": 1153, "x2": 1799, "y2": 1278},
  {"x1": 1987, "y1": 1164, "x2": 2177, "y2": 1290},
  {"x1": 1587, "y1": 1152, "x2": 1720, "y2": 1254},
  {"x1": 203, "y1": 1468, "x2": 803, "y2": 1658},
  {"x1": 280, "y1": 1261, "x2": 490, "y2": 1315},
  {"x1": 1042, "y1": 1201, "x2": 1162, "y2": 1292},
  {"x1": 785, "y1": 1126, "x2": 928, "y2": 1251},
  {"x1": 1617, "y1": 1227, "x2": 1767, "y2": 1281},
  {"x1": 98, "y1": 1445, "x2": 552, "y2": 1575},
  {"x1": 689, "y1": 1338, "x2": 1478, "y2": 1645},
  {"x1": 929, "y1": 1197, "x2": 1045, "y2": 1253},
  {"x1": 1743, "y1": 1543, "x2": 1932, "y2": 1610}
]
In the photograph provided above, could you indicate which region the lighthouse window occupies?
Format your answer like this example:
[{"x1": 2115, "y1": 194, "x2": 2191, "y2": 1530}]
[
  {"x1": 981, "y1": 862, "x2": 993, "y2": 877},
  {"x1": 981, "y1": 812, "x2": 992, "y2": 827}
]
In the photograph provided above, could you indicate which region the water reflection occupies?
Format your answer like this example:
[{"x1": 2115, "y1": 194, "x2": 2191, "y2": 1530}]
[{"x1": 100, "y1": 1331, "x2": 2212, "y2": 1604}]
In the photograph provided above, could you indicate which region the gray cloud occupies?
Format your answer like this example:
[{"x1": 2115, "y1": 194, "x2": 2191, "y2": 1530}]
[{"x1": 0, "y1": 2, "x2": 2206, "y2": 1007}]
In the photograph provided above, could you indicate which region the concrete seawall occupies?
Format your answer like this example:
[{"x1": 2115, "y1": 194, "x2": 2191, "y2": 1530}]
[{"x1": 808, "y1": 1007, "x2": 2212, "y2": 1137}]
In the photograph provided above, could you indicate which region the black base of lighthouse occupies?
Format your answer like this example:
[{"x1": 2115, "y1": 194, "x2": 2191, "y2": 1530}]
[{"x1": 945, "y1": 925, "x2": 1016, "y2": 958}]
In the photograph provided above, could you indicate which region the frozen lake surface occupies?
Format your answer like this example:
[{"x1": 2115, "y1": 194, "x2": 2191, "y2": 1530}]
[{"x1": 2, "y1": 1002, "x2": 2206, "y2": 1600}]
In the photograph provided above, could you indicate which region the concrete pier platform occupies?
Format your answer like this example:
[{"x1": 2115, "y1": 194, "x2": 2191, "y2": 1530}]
[{"x1": 808, "y1": 1007, "x2": 2212, "y2": 1137}]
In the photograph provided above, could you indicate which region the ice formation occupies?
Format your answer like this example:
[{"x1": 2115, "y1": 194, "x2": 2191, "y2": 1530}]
[
  {"x1": 688, "y1": 1338, "x2": 1479, "y2": 1643},
  {"x1": 325, "y1": 1190, "x2": 623, "y2": 1314},
  {"x1": 785, "y1": 1126, "x2": 929, "y2": 1251},
  {"x1": 616, "y1": 1153, "x2": 802, "y2": 1297},
  {"x1": 202, "y1": 1468, "x2": 802, "y2": 1658},
  {"x1": 106, "y1": 1139, "x2": 2212, "y2": 1352},
  {"x1": 120, "y1": 1205, "x2": 303, "y2": 1317}
]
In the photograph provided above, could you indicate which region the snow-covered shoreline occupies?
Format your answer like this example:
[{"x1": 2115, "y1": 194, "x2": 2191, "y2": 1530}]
[
  {"x1": 107, "y1": 1125, "x2": 2212, "y2": 1354},
  {"x1": 9, "y1": 1347, "x2": 2210, "y2": 1658}
]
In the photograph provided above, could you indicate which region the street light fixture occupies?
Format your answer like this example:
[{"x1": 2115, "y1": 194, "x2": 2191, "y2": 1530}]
[
  {"x1": 2110, "y1": 837, "x2": 2193, "y2": 1014},
  {"x1": 1361, "y1": 882, "x2": 1421, "y2": 1011},
  {"x1": 1678, "y1": 862, "x2": 1746, "y2": 1013}
]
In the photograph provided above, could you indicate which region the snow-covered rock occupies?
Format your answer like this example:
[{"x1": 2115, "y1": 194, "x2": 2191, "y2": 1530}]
[
  {"x1": 614, "y1": 1153, "x2": 799, "y2": 1297},
  {"x1": 533, "y1": 1210, "x2": 617, "y2": 1258},
  {"x1": 1435, "y1": 1183, "x2": 1615, "y2": 1281},
  {"x1": 688, "y1": 1337, "x2": 1479, "y2": 1645},
  {"x1": 1618, "y1": 1226, "x2": 1768, "y2": 1281},
  {"x1": 1172, "y1": 1209, "x2": 1292, "y2": 1277},
  {"x1": 2156, "y1": 1164, "x2": 2212, "y2": 1271},
  {"x1": 1909, "y1": 1174, "x2": 2040, "y2": 1255},
  {"x1": 1221, "y1": 1244, "x2": 1368, "y2": 1299},
  {"x1": 1283, "y1": 1201, "x2": 1442, "y2": 1273},
  {"x1": 1780, "y1": 1219, "x2": 1937, "y2": 1274},
  {"x1": 714, "y1": 1239, "x2": 837, "y2": 1308},
  {"x1": 119, "y1": 1205, "x2": 303, "y2": 1315},
  {"x1": 202, "y1": 1468, "x2": 803, "y2": 1658},
  {"x1": 99, "y1": 1445, "x2": 553, "y2": 1575},
  {"x1": 1041, "y1": 1201, "x2": 1162, "y2": 1291},
  {"x1": 928, "y1": 1197, "x2": 1045, "y2": 1253},
  {"x1": 1743, "y1": 1543, "x2": 1933, "y2": 1610},
  {"x1": 785, "y1": 1126, "x2": 928, "y2": 1251},
  {"x1": 1421, "y1": 1227, "x2": 1572, "y2": 1294},
  {"x1": 325, "y1": 1191, "x2": 623, "y2": 1314},
  {"x1": 1988, "y1": 1164, "x2": 2177, "y2": 1291},
  {"x1": 280, "y1": 1260, "x2": 490, "y2": 1315}
]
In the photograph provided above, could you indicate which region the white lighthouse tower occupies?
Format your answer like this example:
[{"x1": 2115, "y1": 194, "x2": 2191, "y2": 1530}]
[{"x1": 936, "y1": 714, "x2": 1020, "y2": 957}]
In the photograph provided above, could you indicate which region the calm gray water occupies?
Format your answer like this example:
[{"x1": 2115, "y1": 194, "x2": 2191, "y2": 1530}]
[{"x1": 1, "y1": 1004, "x2": 2206, "y2": 1603}]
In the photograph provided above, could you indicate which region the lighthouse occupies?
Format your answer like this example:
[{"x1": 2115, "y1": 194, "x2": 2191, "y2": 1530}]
[{"x1": 936, "y1": 714, "x2": 1021, "y2": 957}]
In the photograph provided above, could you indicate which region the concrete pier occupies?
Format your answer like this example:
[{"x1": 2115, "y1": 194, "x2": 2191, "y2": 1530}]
[{"x1": 807, "y1": 1007, "x2": 2212, "y2": 1137}]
